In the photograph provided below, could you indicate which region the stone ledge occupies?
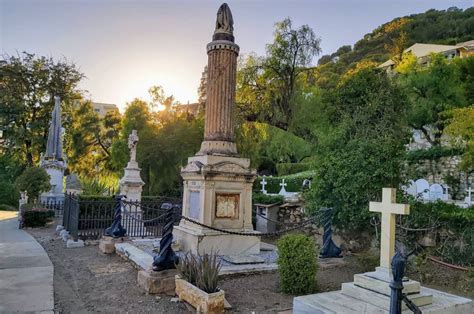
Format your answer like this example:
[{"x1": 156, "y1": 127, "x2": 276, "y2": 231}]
[{"x1": 353, "y1": 272, "x2": 421, "y2": 295}]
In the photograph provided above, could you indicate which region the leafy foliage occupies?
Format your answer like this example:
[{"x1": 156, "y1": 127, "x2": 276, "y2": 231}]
[
  {"x1": 14, "y1": 167, "x2": 51, "y2": 201},
  {"x1": 305, "y1": 68, "x2": 409, "y2": 231},
  {"x1": 399, "y1": 200, "x2": 473, "y2": 266},
  {"x1": 276, "y1": 162, "x2": 313, "y2": 176},
  {"x1": 277, "y1": 234, "x2": 318, "y2": 294},
  {"x1": 406, "y1": 146, "x2": 464, "y2": 164},
  {"x1": 398, "y1": 54, "x2": 467, "y2": 146},
  {"x1": 0, "y1": 155, "x2": 24, "y2": 206},
  {"x1": 236, "y1": 18, "x2": 321, "y2": 130},
  {"x1": 0, "y1": 52, "x2": 84, "y2": 166},
  {"x1": 444, "y1": 106, "x2": 474, "y2": 172},
  {"x1": 66, "y1": 100, "x2": 121, "y2": 176},
  {"x1": 236, "y1": 122, "x2": 312, "y2": 173}
]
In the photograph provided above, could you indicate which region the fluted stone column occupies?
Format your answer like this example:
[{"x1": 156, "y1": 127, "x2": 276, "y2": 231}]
[{"x1": 198, "y1": 17, "x2": 239, "y2": 156}]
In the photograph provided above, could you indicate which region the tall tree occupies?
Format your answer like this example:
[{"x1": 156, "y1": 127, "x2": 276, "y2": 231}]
[
  {"x1": 0, "y1": 53, "x2": 84, "y2": 166},
  {"x1": 66, "y1": 100, "x2": 121, "y2": 176},
  {"x1": 237, "y1": 18, "x2": 321, "y2": 130}
]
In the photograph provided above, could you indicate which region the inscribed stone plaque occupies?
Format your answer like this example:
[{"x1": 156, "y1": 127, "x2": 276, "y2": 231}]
[
  {"x1": 215, "y1": 194, "x2": 239, "y2": 219},
  {"x1": 189, "y1": 191, "x2": 200, "y2": 219}
]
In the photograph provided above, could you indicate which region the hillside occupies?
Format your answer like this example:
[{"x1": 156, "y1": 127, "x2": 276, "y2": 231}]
[{"x1": 314, "y1": 6, "x2": 474, "y2": 88}]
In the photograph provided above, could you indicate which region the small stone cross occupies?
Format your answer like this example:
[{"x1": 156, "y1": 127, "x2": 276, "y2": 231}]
[
  {"x1": 279, "y1": 179, "x2": 288, "y2": 194},
  {"x1": 466, "y1": 187, "x2": 473, "y2": 203},
  {"x1": 369, "y1": 188, "x2": 410, "y2": 271},
  {"x1": 260, "y1": 177, "x2": 267, "y2": 194}
]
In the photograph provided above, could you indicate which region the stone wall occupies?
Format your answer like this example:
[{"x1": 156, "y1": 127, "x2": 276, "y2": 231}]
[{"x1": 405, "y1": 156, "x2": 473, "y2": 200}]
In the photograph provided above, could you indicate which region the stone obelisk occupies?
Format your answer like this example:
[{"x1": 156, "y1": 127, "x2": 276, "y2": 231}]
[{"x1": 174, "y1": 3, "x2": 260, "y2": 256}]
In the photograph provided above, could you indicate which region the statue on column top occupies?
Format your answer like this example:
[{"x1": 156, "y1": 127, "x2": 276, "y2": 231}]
[
  {"x1": 215, "y1": 3, "x2": 233, "y2": 34},
  {"x1": 128, "y1": 130, "x2": 139, "y2": 162}
]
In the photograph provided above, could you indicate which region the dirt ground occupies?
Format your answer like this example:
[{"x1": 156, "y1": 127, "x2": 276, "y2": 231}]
[{"x1": 27, "y1": 219, "x2": 472, "y2": 313}]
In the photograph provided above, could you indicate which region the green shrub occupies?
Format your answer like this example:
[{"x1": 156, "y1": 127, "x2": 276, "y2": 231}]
[
  {"x1": 0, "y1": 203, "x2": 17, "y2": 211},
  {"x1": 276, "y1": 162, "x2": 313, "y2": 176},
  {"x1": 22, "y1": 207, "x2": 54, "y2": 227},
  {"x1": 277, "y1": 234, "x2": 318, "y2": 294},
  {"x1": 252, "y1": 193, "x2": 284, "y2": 205}
]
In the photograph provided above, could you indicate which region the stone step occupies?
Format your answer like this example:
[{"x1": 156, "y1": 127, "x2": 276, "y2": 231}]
[
  {"x1": 293, "y1": 286, "x2": 472, "y2": 314},
  {"x1": 293, "y1": 290, "x2": 387, "y2": 313},
  {"x1": 115, "y1": 243, "x2": 153, "y2": 270},
  {"x1": 353, "y1": 272, "x2": 420, "y2": 295},
  {"x1": 341, "y1": 282, "x2": 433, "y2": 310}
]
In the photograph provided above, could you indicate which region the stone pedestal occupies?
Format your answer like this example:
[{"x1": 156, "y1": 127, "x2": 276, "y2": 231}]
[
  {"x1": 137, "y1": 269, "x2": 177, "y2": 295},
  {"x1": 120, "y1": 159, "x2": 145, "y2": 237},
  {"x1": 99, "y1": 236, "x2": 127, "y2": 254},
  {"x1": 174, "y1": 155, "x2": 260, "y2": 255}
]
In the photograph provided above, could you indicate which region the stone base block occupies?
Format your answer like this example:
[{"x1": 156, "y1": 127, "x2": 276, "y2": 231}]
[
  {"x1": 66, "y1": 239, "x2": 84, "y2": 248},
  {"x1": 174, "y1": 224, "x2": 260, "y2": 255},
  {"x1": 137, "y1": 269, "x2": 178, "y2": 295},
  {"x1": 341, "y1": 282, "x2": 433, "y2": 310},
  {"x1": 354, "y1": 271, "x2": 421, "y2": 295},
  {"x1": 99, "y1": 237, "x2": 116, "y2": 254}
]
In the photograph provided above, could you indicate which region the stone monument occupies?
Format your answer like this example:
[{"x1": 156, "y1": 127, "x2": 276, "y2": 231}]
[
  {"x1": 40, "y1": 96, "x2": 66, "y2": 203},
  {"x1": 293, "y1": 188, "x2": 472, "y2": 313},
  {"x1": 119, "y1": 130, "x2": 145, "y2": 236},
  {"x1": 174, "y1": 3, "x2": 260, "y2": 255}
]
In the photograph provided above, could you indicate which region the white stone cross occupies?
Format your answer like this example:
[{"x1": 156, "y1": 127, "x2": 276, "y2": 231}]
[
  {"x1": 466, "y1": 187, "x2": 473, "y2": 204},
  {"x1": 279, "y1": 179, "x2": 288, "y2": 195},
  {"x1": 369, "y1": 188, "x2": 410, "y2": 271},
  {"x1": 260, "y1": 177, "x2": 268, "y2": 194}
]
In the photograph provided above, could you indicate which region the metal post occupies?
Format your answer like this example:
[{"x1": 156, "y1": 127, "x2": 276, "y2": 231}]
[
  {"x1": 152, "y1": 203, "x2": 179, "y2": 271},
  {"x1": 104, "y1": 195, "x2": 127, "y2": 238},
  {"x1": 389, "y1": 250, "x2": 406, "y2": 314}
]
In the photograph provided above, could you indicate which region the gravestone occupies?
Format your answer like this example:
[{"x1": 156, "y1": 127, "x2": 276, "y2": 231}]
[
  {"x1": 429, "y1": 183, "x2": 443, "y2": 201},
  {"x1": 415, "y1": 179, "x2": 430, "y2": 200},
  {"x1": 405, "y1": 180, "x2": 417, "y2": 197},
  {"x1": 278, "y1": 179, "x2": 288, "y2": 195},
  {"x1": 465, "y1": 187, "x2": 473, "y2": 206},
  {"x1": 260, "y1": 177, "x2": 268, "y2": 194},
  {"x1": 442, "y1": 184, "x2": 449, "y2": 201}
]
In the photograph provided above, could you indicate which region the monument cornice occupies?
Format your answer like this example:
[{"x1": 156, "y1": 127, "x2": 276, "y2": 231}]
[{"x1": 206, "y1": 40, "x2": 239, "y2": 54}]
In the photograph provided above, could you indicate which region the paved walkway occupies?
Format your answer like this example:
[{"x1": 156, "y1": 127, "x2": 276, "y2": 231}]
[{"x1": 0, "y1": 211, "x2": 54, "y2": 313}]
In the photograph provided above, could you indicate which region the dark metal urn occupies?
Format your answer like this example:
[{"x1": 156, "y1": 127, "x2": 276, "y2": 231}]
[
  {"x1": 105, "y1": 195, "x2": 127, "y2": 238},
  {"x1": 319, "y1": 207, "x2": 342, "y2": 258},
  {"x1": 152, "y1": 203, "x2": 179, "y2": 271}
]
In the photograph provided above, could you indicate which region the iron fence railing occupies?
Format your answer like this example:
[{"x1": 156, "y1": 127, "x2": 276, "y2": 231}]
[
  {"x1": 40, "y1": 199, "x2": 64, "y2": 217},
  {"x1": 62, "y1": 193, "x2": 182, "y2": 240}
]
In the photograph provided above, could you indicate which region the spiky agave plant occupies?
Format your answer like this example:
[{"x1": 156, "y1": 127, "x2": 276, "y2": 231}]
[
  {"x1": 196, "y1": 250, "x2": 221, "y2": 293},
  {"x1": 176, "y1": 252, "x2": 199, "y2": 285}
]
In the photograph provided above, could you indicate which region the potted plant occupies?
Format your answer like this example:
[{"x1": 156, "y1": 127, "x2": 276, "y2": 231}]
[{"x1": 175, "y1": 251, "x2": 224, "y2": 314}]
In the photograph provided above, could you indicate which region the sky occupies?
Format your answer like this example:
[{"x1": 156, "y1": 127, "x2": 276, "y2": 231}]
[{"x1": 1, "y1": 0, "x2": 472, "y2": 112}]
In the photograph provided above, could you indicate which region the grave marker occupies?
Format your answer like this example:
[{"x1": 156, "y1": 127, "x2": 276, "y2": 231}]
[{"x1": 369, "y1": 188, "x2": 410, "y2": 270}]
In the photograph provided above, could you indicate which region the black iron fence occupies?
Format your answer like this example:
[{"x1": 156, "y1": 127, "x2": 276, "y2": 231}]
[
  {"x1": 40, "y1": 199, "x2": 65, "y2": 217},
  {"x1": 62, "y1": 193, "x2": 181, "y2": 240}
]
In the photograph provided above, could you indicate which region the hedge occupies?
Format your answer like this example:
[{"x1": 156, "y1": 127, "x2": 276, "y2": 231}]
[
  {"x1": 406, "y1": 147, "x2": 464, "y2": 164},
  {"x1": 276, "y1": 162, "x2": 313, "y2": 176},
  {"x1": 253, "y1": 171, "x2": 316, "y2": 193},
  {"x1": 277, "y1": 234, "x2": 318, "y2": 294},
  {"x1": 21, "y1": 207, "x2": 54, "y2": 227},
  {"x1": 252, "y1": 193, "x2": 284, "y2": 205}
]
